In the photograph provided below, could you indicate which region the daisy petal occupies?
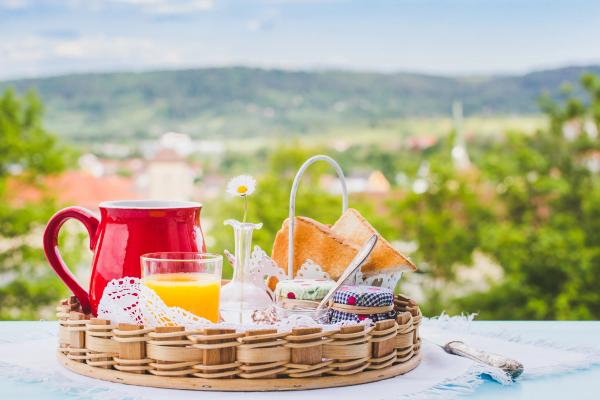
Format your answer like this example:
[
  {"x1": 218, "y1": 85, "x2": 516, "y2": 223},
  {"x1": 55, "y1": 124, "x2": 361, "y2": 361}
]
[{"x1": 226, "y1": 175, "x2": 256, "y2": 197}]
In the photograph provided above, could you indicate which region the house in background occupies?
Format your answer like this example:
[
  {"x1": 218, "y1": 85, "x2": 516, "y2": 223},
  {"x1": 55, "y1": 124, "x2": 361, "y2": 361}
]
[
  {"x1": 140, "y1": 148, "x2": 195, "y2": 201},
  {"x1": 321, "y1": 170, "x2": 391, "y2": 195}
]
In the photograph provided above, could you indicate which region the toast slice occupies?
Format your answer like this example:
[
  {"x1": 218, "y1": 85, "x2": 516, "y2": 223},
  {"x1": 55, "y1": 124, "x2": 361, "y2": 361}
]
[
  {"x1": 331, "y1": 208, "x2": 416, "y2": 275},
  {"x1": 271, "y1": 216, "x2": 360, "y2": 279}
]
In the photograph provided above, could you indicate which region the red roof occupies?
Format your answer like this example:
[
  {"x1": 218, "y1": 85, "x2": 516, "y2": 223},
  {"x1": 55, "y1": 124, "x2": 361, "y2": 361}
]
[
  {"x1": 152, "y1": 148, "x2": 183, "y2": 162},
  {"x1": 8, "y1": 171, "x2": 140, "y2": 210}
]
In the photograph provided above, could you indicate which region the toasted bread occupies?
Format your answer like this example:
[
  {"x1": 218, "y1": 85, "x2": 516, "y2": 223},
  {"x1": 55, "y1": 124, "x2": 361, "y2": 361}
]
[
  {"x1": 332, "y1": 208, "x2": 416, "y2": 274},
  {"x1": 271, "y1": 216, "x2": 360, "y2": 279}
]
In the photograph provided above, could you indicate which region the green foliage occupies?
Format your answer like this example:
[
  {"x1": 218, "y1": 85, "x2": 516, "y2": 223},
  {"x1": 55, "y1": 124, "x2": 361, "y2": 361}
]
[
  {"x1": 0, "y1": 88, "x2": 77, "y2": 319},
  {"x1": 387, "y1": 137, "x2": 495, "y2": 315},
  {"x1": 1, "y1": 66, "x2": 598, "y2": 141},
  {"x1": 2, "y1": 72, "x2": 600, "y2": 321},
  {"x1": 206, "y1": 74, "x2": 600, "y2": 320},
  {"x1": 454, "y1": 74, "x2": 600, "y2": 319}
]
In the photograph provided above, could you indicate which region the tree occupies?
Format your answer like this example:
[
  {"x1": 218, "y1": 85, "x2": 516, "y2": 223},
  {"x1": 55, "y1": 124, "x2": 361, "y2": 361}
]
[
  {"x1": 388, "y1": 135, "x2": 495, "y2": 315},
  {"x1": 458, "y1": 74, "x2": 600, "y2": 319},
  {"x1": 0, "y1": 89, "x2": 76, "y2": 319},
  {"x1": 384, "y1": 73, "x2": 600, "y2": 320}
]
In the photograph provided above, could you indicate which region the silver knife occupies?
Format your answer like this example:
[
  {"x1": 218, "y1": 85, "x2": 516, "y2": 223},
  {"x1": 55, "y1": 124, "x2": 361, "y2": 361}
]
[
  {"x1": 313, "y1": 234, "x2": 378, "y2": 317},
  {"x1": 423, "y1": 332, "x2": 524, "y2": 379}
]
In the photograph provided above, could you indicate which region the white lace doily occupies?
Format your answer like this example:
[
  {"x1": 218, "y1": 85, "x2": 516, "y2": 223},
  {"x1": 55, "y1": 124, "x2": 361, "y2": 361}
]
[
  {"x1": 226, "y1": 246, "x2": 403, "y2": 291},
  {"x1": 354, "y1": 270, "x2": 403, "y2": 291},
  {"x1": 225, "y1": 245, "x2": 288, "y2": 299},
  {"x1": 295, "y1": 259, "x2": 331, "y2": 279},
  {"x1": 97, "y1": 276, "x2": 366, "y2": 332},
  {"x1": 97, "y1": 244, "x2": 400, "y2": 330},
  {"x1": 97, "y1": 277, "x2": 213, "y2": 329},
  {"x1": 296, "y1": 259, "x2": 403, "y2": 291}
]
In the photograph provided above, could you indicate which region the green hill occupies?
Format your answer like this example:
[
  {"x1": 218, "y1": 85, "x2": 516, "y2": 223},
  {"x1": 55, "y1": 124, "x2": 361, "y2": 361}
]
[{"x1": 1, "y1": 65, "x2": 598, "y2": 142}]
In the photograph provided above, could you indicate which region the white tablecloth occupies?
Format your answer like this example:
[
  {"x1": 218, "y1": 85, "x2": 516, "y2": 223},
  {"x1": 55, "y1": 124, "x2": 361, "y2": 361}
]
[{"x1": 0, "y1": 319, "x2": 598, "y2": 399}]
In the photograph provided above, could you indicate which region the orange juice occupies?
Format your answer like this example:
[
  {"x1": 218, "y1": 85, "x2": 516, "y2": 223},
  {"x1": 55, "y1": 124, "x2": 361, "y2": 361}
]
[{"x1": 143, "y1": 273, "x2": 221, "y2": 322}]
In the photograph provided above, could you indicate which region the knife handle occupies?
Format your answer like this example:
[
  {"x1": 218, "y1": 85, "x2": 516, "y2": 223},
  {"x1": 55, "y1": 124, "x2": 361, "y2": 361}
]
[{"x1": 444, "y1": 341, "x2": 524, "y2": 379}]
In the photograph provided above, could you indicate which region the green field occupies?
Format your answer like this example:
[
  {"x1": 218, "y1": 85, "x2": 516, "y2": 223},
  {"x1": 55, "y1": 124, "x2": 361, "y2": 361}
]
[
  {"x1": 209, "y1": 115, "x2": 544, "y2": 154},
  {"x1": 0, "y1": 66, "x2": 593, "y2": 143}
]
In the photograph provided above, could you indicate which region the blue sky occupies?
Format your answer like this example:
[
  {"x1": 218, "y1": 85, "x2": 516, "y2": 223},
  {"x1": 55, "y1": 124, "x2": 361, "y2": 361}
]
[{"x1": 1, "y1": 0, "x2": 599, "y2": 80}]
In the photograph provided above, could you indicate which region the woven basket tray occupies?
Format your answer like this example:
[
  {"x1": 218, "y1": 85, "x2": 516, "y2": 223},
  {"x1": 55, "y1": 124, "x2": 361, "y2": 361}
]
[{"x1": 56, "y1": 295, "x2": 422, "y2": 391}]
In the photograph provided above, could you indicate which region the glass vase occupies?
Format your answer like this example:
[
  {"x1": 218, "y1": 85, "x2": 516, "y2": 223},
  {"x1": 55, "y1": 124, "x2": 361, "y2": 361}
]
[{"x1": 219, "y1": 219, "x2": 273, "y2": 324}]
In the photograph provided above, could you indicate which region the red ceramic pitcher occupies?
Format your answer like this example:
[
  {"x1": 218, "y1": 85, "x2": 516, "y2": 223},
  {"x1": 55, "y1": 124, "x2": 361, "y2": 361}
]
[{"x1": 43, "y1": 200, "x2": 206, "y2": 316}]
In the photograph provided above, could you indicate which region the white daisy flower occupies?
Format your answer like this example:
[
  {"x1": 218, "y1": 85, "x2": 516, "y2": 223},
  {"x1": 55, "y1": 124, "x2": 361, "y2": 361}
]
[{"x1": 226, "y1": 175, "x2": 256, "y2": 197}]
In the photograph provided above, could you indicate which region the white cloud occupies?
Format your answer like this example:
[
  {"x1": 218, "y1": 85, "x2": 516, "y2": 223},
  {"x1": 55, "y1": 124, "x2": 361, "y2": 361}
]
[
  {"x1": 0, "y1": 0, "x2": 215, "y2": 14},
  {"x1": 1, "y1": 35, "x2": 181, "y2": 62},
  {"x1": 0, "y1": 0, "x2": 28, "y2": 9},
  {"x1": 246, "y1": 9, "x2": 280, "y2": 32},
  {"x1": 111, "y1": 0, "x2": 213, "y2": 15},
  {"x1": 53, "y1": 36, "x2": 183, "y2": 63},
  {"x1": 256, "y1": 0, "x2": 346, "y2": 4},
  {"x1": 0, "y1": 35, "x2": 185, "y2": 79}
]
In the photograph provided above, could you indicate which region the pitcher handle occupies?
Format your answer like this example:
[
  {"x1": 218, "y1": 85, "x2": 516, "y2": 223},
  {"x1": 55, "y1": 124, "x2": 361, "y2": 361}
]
[{"x1": 43, "y1": 206, "x2": 100, "y2": 314}]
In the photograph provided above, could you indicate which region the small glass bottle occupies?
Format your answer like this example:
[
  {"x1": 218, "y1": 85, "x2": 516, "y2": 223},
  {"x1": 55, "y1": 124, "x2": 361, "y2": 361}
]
[{"x1": 219, "y1": 219, "x2": 273, "y2": 324}]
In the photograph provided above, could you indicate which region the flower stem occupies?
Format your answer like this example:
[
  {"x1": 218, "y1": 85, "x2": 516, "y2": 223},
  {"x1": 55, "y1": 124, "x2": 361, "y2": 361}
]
[{"x1": 242, "y1": 195, "x2": 248, "y2": 223}]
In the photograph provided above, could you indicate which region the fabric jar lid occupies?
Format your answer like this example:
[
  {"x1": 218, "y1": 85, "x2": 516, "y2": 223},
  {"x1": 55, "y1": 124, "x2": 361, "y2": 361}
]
[
  {"x1": 331, "y1": 285, "x2": 394, "y2": 307},
  {"x1": 328, "y1": 285, "x2": 395, "y2": 324}
]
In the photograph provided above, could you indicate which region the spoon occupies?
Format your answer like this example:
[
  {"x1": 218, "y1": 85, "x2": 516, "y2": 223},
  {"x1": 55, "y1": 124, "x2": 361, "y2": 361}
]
[{"x1": 313, "y1": 234, "x2": 378, "y2": 318}]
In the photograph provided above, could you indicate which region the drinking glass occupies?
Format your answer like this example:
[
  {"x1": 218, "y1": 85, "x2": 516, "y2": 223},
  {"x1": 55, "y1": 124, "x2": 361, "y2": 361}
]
[{"x1": 141, "y1": 252, "x2": 222, "y2": 322}]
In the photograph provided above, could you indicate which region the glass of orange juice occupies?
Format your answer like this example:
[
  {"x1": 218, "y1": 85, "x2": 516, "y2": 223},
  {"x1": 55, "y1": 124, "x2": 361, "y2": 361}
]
[{"x1": 141, "y1": 252, "x2": 222, "y2": 322}]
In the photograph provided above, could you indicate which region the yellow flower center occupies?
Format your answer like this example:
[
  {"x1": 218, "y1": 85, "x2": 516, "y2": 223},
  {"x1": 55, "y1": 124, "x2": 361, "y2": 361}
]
[{"x1": 237, "y1": 185, "x2": 248, "y2": 194}]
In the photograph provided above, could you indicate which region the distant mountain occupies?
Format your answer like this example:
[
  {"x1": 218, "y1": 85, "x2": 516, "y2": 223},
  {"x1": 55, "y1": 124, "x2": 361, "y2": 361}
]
[{"x1": 2, "y1": 65, "x2": 599, "y2": 141}]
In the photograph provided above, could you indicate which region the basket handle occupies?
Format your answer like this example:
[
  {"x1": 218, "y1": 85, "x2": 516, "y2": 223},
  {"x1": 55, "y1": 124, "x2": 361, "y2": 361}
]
[{"x1": 288, "y1": 155, "x2": 348, "y2": 278}]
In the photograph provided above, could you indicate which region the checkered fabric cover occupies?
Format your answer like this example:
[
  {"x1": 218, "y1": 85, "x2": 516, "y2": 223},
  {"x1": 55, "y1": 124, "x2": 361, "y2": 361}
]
[{"x1": 327, "y1": 285, "x2": 396, "y2": 324}]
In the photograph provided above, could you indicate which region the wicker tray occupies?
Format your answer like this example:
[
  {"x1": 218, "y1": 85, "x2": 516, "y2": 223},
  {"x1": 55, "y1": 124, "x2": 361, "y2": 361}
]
[{"x1": 56, "y1": 295, "x2": 422, "y2": 392}]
